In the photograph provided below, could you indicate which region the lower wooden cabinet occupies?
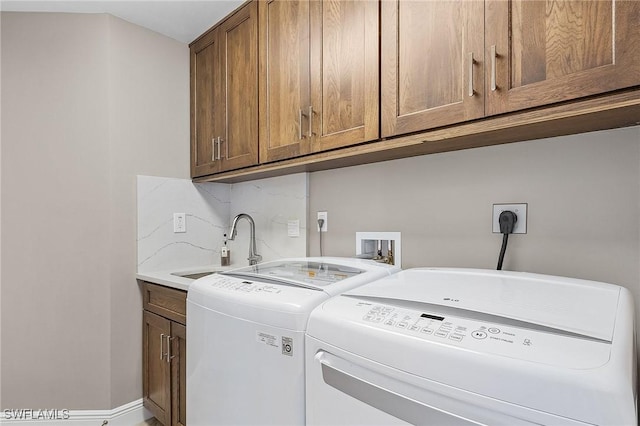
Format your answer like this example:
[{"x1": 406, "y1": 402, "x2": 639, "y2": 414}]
[{"x1": 142, "y1": 282, "x2": 187, "y2": 426}]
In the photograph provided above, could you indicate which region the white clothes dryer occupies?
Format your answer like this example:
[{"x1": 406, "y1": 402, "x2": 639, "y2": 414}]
[
  {"x1": 186, "y1": 257, "x2": 399, "y2": 426},
  {"x1": 305, "y1": 268, "x2": 637, "y2": 425}
]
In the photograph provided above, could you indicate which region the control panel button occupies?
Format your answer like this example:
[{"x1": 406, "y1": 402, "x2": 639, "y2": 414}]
[
  {"x1": 488, "y1": 327, "x2": 501, "y2": 334},
  {"x1": 434, "y1": 330, "x2": 449, "y2": 338},
  {"x1": 397, "y1": 322, "x2": 408, "y2": 329},
  {"x1": 449, "y1": 333, "x2": 464, "y2": 342},
  {"x1": 409, "y1": 325, "x2": 420, "y2": 331},
  {"x1": 385, "y1": 320, "x2": 395, "y2": 326},
  {"x1": 421, "y1": 328, "x2": 434, "y2": 335},
  {"x1": 471, "y1": 330, "x2": 487, "y2": 339}
]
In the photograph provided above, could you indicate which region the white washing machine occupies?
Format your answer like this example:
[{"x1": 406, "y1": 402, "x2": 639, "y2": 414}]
[
  {"x1": 306, "y1": 268, "x2": 637, "y2": 425},
  {"x1": 186, "y1": 257, "x2": 399, "y2": 425}
]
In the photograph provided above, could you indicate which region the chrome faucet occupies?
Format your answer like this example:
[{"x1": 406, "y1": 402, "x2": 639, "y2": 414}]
[{"x1": 228, "y1": 213, "x2": 262, "y2": 265}]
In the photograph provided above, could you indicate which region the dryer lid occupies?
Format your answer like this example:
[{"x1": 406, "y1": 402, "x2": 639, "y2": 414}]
[{"x1": 344, "y1": 268, "x2": 622, "y2": 342}]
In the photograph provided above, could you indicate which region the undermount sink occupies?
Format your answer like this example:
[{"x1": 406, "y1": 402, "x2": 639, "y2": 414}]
[{"x1": 171, "y1": 271, "x2": 219, "y2": 280}]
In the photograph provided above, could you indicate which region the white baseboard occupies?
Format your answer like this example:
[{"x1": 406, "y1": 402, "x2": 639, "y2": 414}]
[{"x1": 0, "y1": 399, "x2": 153, "y2": 426}]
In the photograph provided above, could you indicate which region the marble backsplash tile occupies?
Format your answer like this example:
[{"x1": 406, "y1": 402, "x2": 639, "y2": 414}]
[
  {"x1": 137, "y1": 173, "x2": 308, "y2": 272},
  {"x1": 137, "y1": 176, "x2": 230, "y2": 272},
  {"x1": 229, "y1": 173, "x2": 308, "y2": 264}
]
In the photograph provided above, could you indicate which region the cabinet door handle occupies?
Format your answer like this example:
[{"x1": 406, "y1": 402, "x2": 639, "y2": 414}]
[
  {"x1": 166, "y1": 335, "x2": 172, "y2": 364},
  {"x1": 298, "y1": 109, "x2": 306, "y2": 140},
  {"x1": 211, "y1": 139, "x2": 216, "y2": 162},
  {"x1": 468, "y1": 52, "x2": 475, "y2": 97},
  {"x1": 216, "y1": 137, "x2": 222, "y2": 160},
  {"x1": 308, "y1": 105, "x2": 315, "y2": 138},
  {"x1": 490, "y1": 45, "x2": 497, "y2": 91},
  {"x1": 159, "y1": 333, "x2": 166, "y2": 361}
]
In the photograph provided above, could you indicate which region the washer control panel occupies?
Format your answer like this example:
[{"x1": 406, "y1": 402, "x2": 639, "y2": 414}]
[
  {"x1": 354, "y1": 302, "x2": 610, "y2": 368},
  {"x1": 208, "y1": 276, "x2": 282, "y2": 294}
]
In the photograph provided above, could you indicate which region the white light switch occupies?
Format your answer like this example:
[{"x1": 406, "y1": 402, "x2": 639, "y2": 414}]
[
  {"x1": 173, "y1": 213, "x2": 186, "y2": 233},
  {"x1": 287, "y1": 219, "x2": 300, "y2": 237}
]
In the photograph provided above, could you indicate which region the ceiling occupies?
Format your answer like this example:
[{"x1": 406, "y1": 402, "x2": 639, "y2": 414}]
[{"x1": 0, "y1": 0, "x2": 245, "y2": 44}]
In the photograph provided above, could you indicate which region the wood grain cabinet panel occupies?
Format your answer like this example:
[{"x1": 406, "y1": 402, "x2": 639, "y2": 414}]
[
  {"x1": 486, "y1": 0, "x2": 640, "y2": 115},
  {"x1": 142, "y1": 282, "x2": 187, "y2": 426},
  {"x1": 260, "y1": 0, "x2": 379, "y2": 163},
  {"x1": 191, "y1": 0, "x2": 640, "y2": 182},
  {"x1": 217, "y1": 2, "x2": 259, "y2": 171},
  {"x1": 190, "y1": 1, "x2": 258, "y2": 177},
  {"x1": 383, "y1": 0, "x2": 640, "y2": 136},
  {"x1": 143, "y1": 311, "x2": 172, "y2": 426},
  {"x1": 191, "y1": 30, "x2": 220, "y2": 177},
  {"x1": 382, "y1": 0, "x2": 484, "y2": 137},
  {"x1": 259, "y1": 0, "x2": 312, "y2": 162},
  {"x1": 170, "y1": 323, "x2": 187, "y2": 426},
  {"x1": 310, "y1": 0, "x2": 379, "y2": 152}
]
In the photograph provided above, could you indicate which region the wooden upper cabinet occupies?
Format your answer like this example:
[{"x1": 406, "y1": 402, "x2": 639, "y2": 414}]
[
  {"x1": 191, "y1": 30, "x2": 220, "y2": 177},
  {"x1": 486, "y1": 0, "x2": 640, "y2": 115},
  {"x1": 381, "y1": 1, "x2": 485, "y2": 138},
  {"x1": 190, "y1": 1, "x2": 258, "y2": 177},
  {"x1": 309, "y1": 0, "x2": 379, "y2": 152},
  {"x1": 218, "y1": 2, "x2": 259, "y2": 171},
  {"x1": 259, "y1": 0, "x2": 312, "y2": 163},
  {"x1": 260, "y1": 0, "x2": 379, "y2": 163}
]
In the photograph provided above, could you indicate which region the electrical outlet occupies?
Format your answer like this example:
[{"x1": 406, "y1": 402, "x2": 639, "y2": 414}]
[
  {"x1": 492, "y1": 204, "x2": 527, "y2": 234},
  {"x1": 173, "y1": 213, "x2": 186, "y2": 233},
  {"x1": 317, "y1": 211, "x2": 328, "y2": 232}
]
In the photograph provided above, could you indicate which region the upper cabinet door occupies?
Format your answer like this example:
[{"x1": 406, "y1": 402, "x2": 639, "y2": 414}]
[
  {"x1": 486, "y1": 0, "x2": 640, "y2": 115},
  {"x1": 381, "y1": 1, "x2": 485, "y2": 138},
  {"x1": 191, "y1": 1, "x2": 259, "y2": 177},
  {"x1": 191, "y1": 29, "x2": 222, "y2": 177},
  {"x1": 218, "y1": 1, "x2": 259, "y2": 172},
  {"x1": 259, "y1": 0, "x2": 312, "y2": 163},
  {"x1": 309, "y1": 0, "x2": 379, "y2": 152}
]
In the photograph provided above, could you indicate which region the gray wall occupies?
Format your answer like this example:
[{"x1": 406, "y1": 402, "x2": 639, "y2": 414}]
[
  {"x1": 309, "y1": 126, "x2": 640, "y2": 342},
  {"x1": 1, "y1": 12, "x2": 189, "y2": 409}
]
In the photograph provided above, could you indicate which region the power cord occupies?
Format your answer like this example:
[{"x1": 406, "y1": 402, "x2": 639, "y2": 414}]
[
  {"x1": 317, "y1": 218, "x2": 325, "y2": 257},
  {"x1": 496, "y1": 211, "x2": 517, "y2": 270}
]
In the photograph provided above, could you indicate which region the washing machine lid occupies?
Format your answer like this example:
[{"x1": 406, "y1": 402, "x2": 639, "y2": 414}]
[
  {"x1": 344, "y1": 268, "x2": 621, "y2": 342},
  {"x1": 222, "y1": 257, "x2": 399, "y2": 295}
]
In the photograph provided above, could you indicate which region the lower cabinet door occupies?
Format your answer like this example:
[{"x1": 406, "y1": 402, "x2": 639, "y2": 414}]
[
  {"x1": 171, "y1": 322, "x2": 187, "y2": 426},
  {"x1": 143, "y1": 311, "x2": 171, "y2": 425}
]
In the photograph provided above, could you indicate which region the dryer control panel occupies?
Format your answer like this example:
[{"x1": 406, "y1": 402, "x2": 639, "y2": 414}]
[{"x1": 351, "y1": 301, "x2": 611, "y2": 369}]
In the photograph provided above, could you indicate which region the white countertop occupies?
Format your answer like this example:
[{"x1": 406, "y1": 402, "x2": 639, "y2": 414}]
[{"x1": 136, "y1": 264, "x2": 234, "y2": 291}]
